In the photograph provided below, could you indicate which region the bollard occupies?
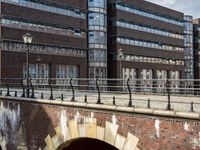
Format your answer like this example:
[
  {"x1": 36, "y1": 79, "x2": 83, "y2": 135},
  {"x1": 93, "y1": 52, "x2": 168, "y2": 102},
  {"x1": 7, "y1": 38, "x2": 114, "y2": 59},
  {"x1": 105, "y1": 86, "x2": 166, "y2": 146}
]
[
  {"x1": 113, "y1": 96, "x2": 116, "y2": 106},
  {"x1": 61, "y1": 93, "x2": 64, "y2": 101},
  {"x1": 0, "y1": 90, "x2": 2, "y2": 96},
  {"x1": 5, "y1": 79, "x2": 11, "y2": 96},
  {"x1": 41, "y1": 93, "x2": 44, "y2": 99},
  {"x1": 166, "y1": 79, "x2": 172, "y2": 110},
  {"x1": 48, "y1": 79, "x2": 54, "y2": 100},
  {"x1": 147, "y1": 99, "x2": 151, "y2": 109},
  {"x1": 14, "y1": 91, "x2": 17, "y2": 97},
  {"x1": 190, "y1": 101, "x2": 195, "y2": 112},
  {"x1": 96, "y1": 78, "x2": 102, "y2": 104},
  {"x1": 127, "y1": 78, "x2": 133, "y2": 107},
  {"x1": 30, "y1": 79, "x2": 35, "y2": 98},
  {"x1": 29, "y1": 79, "x2": 35, "y2": 98},
  {"x1": 84, "y1": 95, "x2": 87, "y2": 103},
  {"x1": 21, "y1": 78, "x2": 25, "y2": 97},
  {"x1": 70, "y1": 79, "x2": 75, "y2": 102}
]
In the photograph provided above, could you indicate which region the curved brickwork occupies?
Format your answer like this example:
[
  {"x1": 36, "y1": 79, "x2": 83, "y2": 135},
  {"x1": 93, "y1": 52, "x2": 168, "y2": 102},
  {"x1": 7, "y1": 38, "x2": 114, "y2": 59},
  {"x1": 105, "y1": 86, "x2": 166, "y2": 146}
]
[{"x1": 43, "y1": 119, "x2": 139, "y2": 150}]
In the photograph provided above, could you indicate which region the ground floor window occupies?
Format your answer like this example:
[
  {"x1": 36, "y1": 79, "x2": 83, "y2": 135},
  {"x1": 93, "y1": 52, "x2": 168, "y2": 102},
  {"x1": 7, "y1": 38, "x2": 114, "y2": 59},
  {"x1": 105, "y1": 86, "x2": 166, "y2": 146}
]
[
  {"x1": 23, "y1": 63, "x2": 49, "y2": 78},
  {"x1": 56, "y1": 65, "x2": 79, "y2": 78},
  {"x1": 89, "y1": 67, "x2": 107, "y2": 79},
  {"x1": 121, "y1": 68, "x2": 181, "y2": 93}
]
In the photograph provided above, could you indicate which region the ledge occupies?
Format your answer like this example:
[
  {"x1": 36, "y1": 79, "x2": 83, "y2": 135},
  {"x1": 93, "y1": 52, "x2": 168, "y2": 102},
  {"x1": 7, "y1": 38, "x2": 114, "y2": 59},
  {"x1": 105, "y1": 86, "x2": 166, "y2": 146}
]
[
  {"x1": 116, "y1": 106, "x2": 134, "y2": 113},
  {"x1": 134, "y1": 108, "x2": 153, "y2": 114},
  {"x1": 175, "y1": 112, "x2": 200, "y2": 119},
  {"x1": 0, "y1": 96, "x2": 199, "y2": 120},
  {"x1": 153, "y1": 110, "x2": 175, "y2": 117}
]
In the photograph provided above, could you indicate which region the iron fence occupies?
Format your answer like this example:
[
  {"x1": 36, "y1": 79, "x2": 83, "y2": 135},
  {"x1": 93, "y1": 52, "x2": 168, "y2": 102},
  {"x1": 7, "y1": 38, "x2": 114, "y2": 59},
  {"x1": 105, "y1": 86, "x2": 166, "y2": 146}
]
[{"x1": 0, "y1": 78, "x2": 199, "y2": 112}]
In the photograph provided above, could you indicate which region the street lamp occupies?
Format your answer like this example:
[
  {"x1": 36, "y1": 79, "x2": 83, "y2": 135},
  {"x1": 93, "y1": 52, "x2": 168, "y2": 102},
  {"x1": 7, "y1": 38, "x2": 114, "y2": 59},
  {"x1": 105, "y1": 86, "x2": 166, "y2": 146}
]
[
  {"x1": 118, "y1": 48, "x2": 123, "y2": 79},
  {"x1": 23, "y1": 33, "x2": 32, "y2": 98},
  {"x1": 118, "y1": 48, "x2": 123, "y2": 91}
]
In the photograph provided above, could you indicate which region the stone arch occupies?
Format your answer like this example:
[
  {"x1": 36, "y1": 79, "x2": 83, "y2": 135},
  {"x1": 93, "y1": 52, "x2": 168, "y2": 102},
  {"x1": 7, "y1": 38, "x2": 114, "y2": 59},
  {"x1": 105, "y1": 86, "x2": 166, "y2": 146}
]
[{"x1": 43, "y1": 118, "x2": 140, "y2": 150}]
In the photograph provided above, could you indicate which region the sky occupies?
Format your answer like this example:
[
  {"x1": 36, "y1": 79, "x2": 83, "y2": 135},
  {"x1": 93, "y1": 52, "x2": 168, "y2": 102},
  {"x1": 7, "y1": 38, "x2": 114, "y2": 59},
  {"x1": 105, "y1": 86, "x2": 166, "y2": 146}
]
[{"x1": 146, "y1": 0, "x2": 200, "y2": 19}]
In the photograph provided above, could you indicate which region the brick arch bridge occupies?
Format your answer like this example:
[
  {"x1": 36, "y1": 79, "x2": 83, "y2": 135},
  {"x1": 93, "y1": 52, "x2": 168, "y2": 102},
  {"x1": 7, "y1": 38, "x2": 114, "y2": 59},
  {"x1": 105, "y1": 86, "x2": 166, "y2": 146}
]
[
  {"x1": 0, "y1": 96, "x2": 200, "y2": 150},
  {"x1": 44, "y1": 117, "x2": 139, "y2": 150}
]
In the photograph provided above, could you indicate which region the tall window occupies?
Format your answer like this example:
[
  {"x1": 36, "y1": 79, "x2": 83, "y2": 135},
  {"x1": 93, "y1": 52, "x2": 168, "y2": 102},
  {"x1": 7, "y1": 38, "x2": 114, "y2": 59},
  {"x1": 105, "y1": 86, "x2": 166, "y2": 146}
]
[
  {"x1": 89, "y1": 31, "x2": 106, "y2": 44},
  {"x1": 88, "y1": 13, "x2": 106, "y2": 26}
]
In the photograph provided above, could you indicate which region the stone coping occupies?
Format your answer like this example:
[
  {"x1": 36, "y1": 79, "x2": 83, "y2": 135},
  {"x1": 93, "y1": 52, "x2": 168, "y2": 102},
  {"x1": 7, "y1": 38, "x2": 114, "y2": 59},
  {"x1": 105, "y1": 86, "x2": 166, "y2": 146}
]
[{"x1": 0, "y1": 96, "x2": 200, "y2": 120}]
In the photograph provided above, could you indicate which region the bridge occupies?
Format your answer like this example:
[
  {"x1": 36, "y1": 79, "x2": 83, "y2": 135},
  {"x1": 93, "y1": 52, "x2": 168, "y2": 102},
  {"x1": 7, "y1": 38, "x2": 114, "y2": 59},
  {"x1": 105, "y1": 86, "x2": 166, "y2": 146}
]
[{"x1": 0, "y1": 78, "x2": 200, "y2": 150}]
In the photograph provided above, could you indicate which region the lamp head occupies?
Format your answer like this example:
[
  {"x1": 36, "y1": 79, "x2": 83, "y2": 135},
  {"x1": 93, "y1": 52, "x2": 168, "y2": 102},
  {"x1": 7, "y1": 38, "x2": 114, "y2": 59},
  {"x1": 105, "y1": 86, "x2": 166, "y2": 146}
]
[{"x1": 23, "y1": 33, "x2": 32, "y2": 44}]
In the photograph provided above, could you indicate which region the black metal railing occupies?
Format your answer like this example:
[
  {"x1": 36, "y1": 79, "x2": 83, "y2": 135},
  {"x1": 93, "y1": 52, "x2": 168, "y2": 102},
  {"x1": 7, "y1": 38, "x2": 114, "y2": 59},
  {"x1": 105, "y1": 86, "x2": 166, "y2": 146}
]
[{"x1": 0, "y1": 78, "x2": 199, "y2": 112}]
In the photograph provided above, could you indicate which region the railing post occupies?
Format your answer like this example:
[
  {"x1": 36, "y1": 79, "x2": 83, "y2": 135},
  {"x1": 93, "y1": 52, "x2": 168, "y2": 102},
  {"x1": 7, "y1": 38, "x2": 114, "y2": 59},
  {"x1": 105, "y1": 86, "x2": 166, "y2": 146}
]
[
  {"x1": 127, "y1": 78, "x2": 133, "y2": 107},
  {"x1": 166, "y1": 79, "x2": 172, "y2": 110},
  {"x1": 70, "y1": 78, "x2": 75, "y2": 102},
  {"x1": 190, "y1": 101, "x2": 195, "y2": 112},
  {"x1": 113, "y1": 96, "x2": 116, "y2": 106},
  {"x1": 147, "y1": 98, "x2": 151, "y2": 109},
  {"x1": 96, "y1": 78, "x2": 102, "y2": 104},
  {"x1": 30, "y1": 79, "x2": 35, "y2": 98},
  {"x1": 14, "y1": 91, "x2": 17, "y2": 97},
  {"x1": 41, "y1": 93, "x2": 44, "y2": 99},
  {"x1": 61, "y1": 93, "x2": 64, "y2": 101},
  {"x1": 48, "y1": 79, "x2": 54, "y2": 100},
  {"x1": 84, "y1": 95, "x2": 87, "y2": 103},
  {"x1": 5, "y1": 79, "x2": 11, "y2": 96},
  {"x1": 21, "y1": 78, "x2": 25, "y2": 97}
]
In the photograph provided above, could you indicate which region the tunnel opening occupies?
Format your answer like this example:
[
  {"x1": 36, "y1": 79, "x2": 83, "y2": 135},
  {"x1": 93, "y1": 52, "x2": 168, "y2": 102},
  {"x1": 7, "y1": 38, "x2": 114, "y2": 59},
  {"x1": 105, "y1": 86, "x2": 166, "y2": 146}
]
[{"x1": 57, "y1": 137, "x2": 119, "y2": 150}]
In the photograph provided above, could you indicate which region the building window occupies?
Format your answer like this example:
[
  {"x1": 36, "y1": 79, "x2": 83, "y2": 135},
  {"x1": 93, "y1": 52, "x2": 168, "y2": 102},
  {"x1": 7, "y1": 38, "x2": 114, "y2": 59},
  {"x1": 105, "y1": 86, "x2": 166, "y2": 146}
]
[
  {"x1": 88, "y1": 0, "x2": 107, "y2": 8},
  {"x1": 1, "y1": 18, "x2": 86, "y2": 38},
  {"x1": 56, "y1": 65, "x2": 79, "y2": 78},
  {"x1": 88, "y1": 13, "x2": 106, "y2": 26},
  {"x1": 3, "y1": 0, "x2": 86, "y2": 19},
  {"x1": 23, "y1": 63, "x2": 49, "y2": 79},
  {"x1": 116, "y1": 3, "x2": 183, "y2": 26},
  {"x1": 89, "y1": 31, "x2": 106, "y2": 44}
]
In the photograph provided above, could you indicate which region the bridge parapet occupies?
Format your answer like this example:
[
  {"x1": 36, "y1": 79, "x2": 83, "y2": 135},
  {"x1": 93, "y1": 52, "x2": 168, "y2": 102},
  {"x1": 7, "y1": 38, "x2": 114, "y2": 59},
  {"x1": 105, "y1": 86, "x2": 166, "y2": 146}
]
[
  {"x1": 1, "y1": 96, "x2": 200, "y2": 120},
  {"x1": 1, "y1": 97, "x2": 200, "y2": 149}
]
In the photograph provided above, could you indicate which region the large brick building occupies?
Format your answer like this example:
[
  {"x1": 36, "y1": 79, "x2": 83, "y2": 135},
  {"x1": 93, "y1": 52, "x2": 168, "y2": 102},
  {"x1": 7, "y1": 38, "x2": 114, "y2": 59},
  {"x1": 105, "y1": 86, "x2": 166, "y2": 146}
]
[
  {"x1": 0, "y1": 0, "x2": 186, "y2": 83},
  {"x1": 193, "y1": 18, "x2": 200, "y2": 79},
  {"x1": 0, "y1": 0, "x2": 88, "y2": 79}
]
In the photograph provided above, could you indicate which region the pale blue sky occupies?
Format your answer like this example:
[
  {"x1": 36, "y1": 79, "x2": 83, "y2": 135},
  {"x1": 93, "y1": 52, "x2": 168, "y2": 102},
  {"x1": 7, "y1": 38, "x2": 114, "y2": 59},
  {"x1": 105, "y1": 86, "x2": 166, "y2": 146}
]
[{"x1": 146, "y1": 0, "x2": 200, "y2": 19}]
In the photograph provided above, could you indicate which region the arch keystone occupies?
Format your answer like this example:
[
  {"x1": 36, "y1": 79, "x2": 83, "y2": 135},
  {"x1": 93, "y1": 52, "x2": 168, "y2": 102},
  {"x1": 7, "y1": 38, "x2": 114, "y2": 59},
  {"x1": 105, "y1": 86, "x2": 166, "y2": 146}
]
[
  {"x1": 85, "y1": 117, "x2": 97, "y2": 138},
  {"x1": 78, "y1": 124, "x2": 86, "y2": 137}
]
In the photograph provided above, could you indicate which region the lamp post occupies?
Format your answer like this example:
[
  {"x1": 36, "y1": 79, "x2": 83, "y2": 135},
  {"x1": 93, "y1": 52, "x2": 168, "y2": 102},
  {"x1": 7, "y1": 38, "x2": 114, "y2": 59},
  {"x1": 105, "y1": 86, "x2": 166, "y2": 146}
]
[
  {"x1": 118, "y1": 48, "x2": 123, "y2": 79},
  {"x1": 118, "y1": 49, "x2": 123, "y2": 90},
  {"x1": 23, "y1": 33, "x2": 32, "y2": 98}
]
